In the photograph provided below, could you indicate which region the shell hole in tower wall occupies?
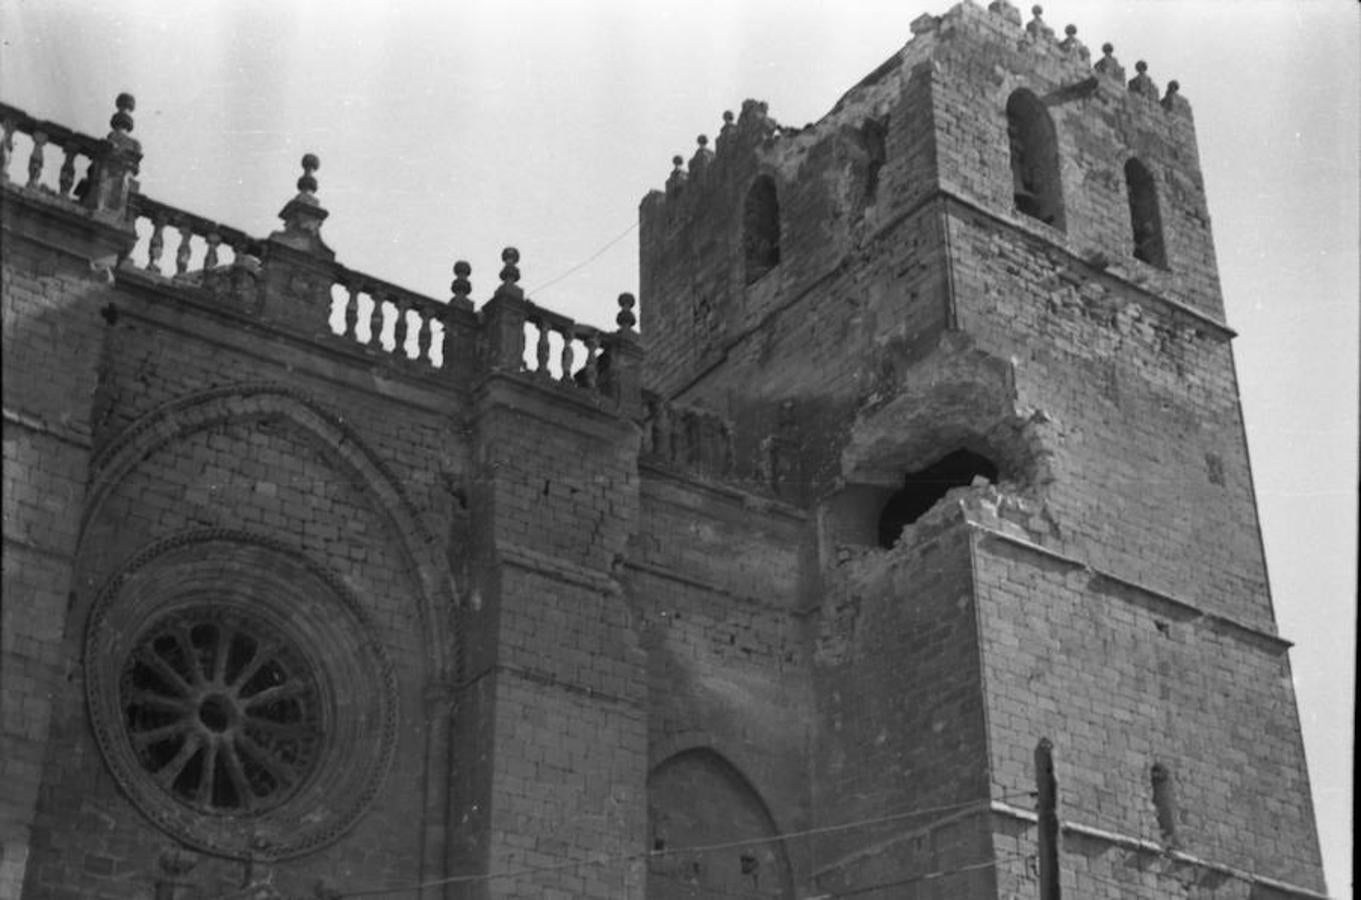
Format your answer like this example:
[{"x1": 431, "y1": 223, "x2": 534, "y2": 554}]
[{"x1": 877, "y1": 448, "x2": 999, "y2": 548}]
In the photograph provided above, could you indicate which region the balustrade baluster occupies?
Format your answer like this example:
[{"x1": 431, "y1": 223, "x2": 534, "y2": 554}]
[
  {"x1": 535, "y1": 318, "x2": 551, "y2": 375},
  {"x1": 175, "y1": 223, "x2": 193, "y2": 276},
  {"x1": 58, "y1": 145, "x2": 77, "y2": 196},
  {"x1": 204, "y1": 233, "x2": 221, "y2": 270},
  {"x1": 580, "y1": 333, "x2": 600, "y2": 390},
  {"x1": 226, "y1": 237, "x2": 247, "y2": 271},
  {"x1": 147, "y1": 215, "x2": 167, "y2": 273},
  {"x1": 27, "y1": 130, "x2": 46, "y2": 188},
  {"x1": 392, "y1": 299, "x2": 410, "y2": 357},
  {"x1": 416, "y1": 311, "x2": 432, "y2": 363},
  {"x1": 342, "y1": 284, "x2": 360, "y2": 340},
  {"x1": 368, "y1": 291, "x2": 385, "y2": 348},
  {"x1": 559, "y1": 328, "x2": 575, "y2": 383},
  {"x1": 0, "y1": 117, "x2": 14, "y2": 182}
]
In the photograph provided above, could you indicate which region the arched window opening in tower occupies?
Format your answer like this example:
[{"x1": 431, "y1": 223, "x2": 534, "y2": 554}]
[
  {"x1": 743, "y1": 175, "x2": 781, "y2": 285},
  {"x1": 877, "y1": 448, "x2": 999, "y2": 548},
  {"x1": 859, "y1": 117, "x2": 888, "y2": 206},
  {"x1": 1006, "y1": 89, "x2": 1066, "y2": 230},
  {"x1": 1125, "y1": 157, "x2": 1167, "y2": 268}
]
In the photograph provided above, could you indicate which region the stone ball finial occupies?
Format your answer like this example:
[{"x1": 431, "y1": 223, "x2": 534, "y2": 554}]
[
  {"x1": 297, "y1": 153, "x2": 320, "y2": 194},
  {"x1": 1065, "y1": 24, "x2": 1076, "y2": 37},
  {"x1": 111, "y1": 92, "x2": 136, "y2": 133},
  {"x1": 672, "y1": 155, "x2": 684, "y2": 170},
  {"x1": 451, "y1": 260, "x2": 472, "y2": 299},
  {"x1": 1128, "y1": 58, "x2": 1158, "y2": 98},
  {"x1": 697, "y1": 134, "x2": 709, "y2": 148},
  {"x1": 616, "y1": 292, "x2": 637, "y2": 330},
  {"x1": 723, "y1": 110, "x2": 735, "y2": 124},
  {"x1": 499, "y1": 247, "x2": 521, "y2": 285},
  {"x1": 1024, "y1": 4, "x2": 1053, "y2": 40},
  {"x1": 1162, "y1": 79, "x2": 1182, "y2": 109},
  {"x1": 1102, "y1": 42, "x2": 1114, "y2": 55}
]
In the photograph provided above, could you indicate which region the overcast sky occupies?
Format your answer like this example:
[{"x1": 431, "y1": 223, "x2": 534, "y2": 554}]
[{"x1": 2, "y1": 0, "x2": 1355, "y2": 893}]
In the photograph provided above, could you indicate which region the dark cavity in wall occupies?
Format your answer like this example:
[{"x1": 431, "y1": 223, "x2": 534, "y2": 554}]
[
  {"x1": 877, "y1": 448, "x2": 998, "y2": 548},
  {"x1": 1007, "y1": 89, "x2": 1065, "y2": 230},
  {"x1": 1151, "y1": 762, "x2": 1181, "y2": 847},
  {"x1": 858, "y1": 117, "x2": 888, "y2": 207},
  {"x1": 743, "y1": 175, "x2": 781, "y2": 285},
  {"x1": 1125, "y1": 157, "x2": 1167, "y2": 268}
]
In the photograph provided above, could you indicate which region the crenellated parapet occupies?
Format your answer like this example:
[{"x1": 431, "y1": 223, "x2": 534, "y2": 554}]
[
  {"x1": 922, "y1": 1, "x2": 1220, "y2": 316},
  {"x1": 653, "y1": 99, "x2": 783, "y2": 210},
  {"x1": 948, "y1": 2, "x2": 1191, "y2": 113},
  {"x1": 638, "y1": 85, "x2": 907, "y2": 401},
  {"x1": 642, "y1": 2, "x2": 1195, "y2": 243},
  {"x1": 2, "y1": 95, "x2": 642, "y2": 416}
]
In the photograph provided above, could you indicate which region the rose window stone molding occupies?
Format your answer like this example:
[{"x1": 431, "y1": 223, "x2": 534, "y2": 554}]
[{"x1": 85, "y1": 530, "x2": 397, "y2": 860}]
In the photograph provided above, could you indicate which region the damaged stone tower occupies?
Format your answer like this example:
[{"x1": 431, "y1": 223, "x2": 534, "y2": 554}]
[
  {"x1": 1, "y1": 2, "x2": 1327, "y2": 899},
  {"x1": 636, "y1": 2, "x2": 1327, "y2": 898}
]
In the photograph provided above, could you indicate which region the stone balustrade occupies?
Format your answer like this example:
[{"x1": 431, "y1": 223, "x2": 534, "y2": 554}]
[
  {"x1": 0, "y1": 94, "x2": 141, "y2": 221},
  {"x1": 0, "y1": 102, "x2": 104, "y2": 200},
  {"x1": 525, "y1": 302, "x2": 608, "y2": 387},
  {"x1": 2, "y1": 97, "x2": 642, "y2": 410},
  {"x1": 127, "y1": 194, "x2": 253, "y2": 275},
  {"x1": 477, "y1": 248, "x2": 642, "y2": 410},
  {"x1": 329, "y1": 271, "x2": 458, "y2": 370}
]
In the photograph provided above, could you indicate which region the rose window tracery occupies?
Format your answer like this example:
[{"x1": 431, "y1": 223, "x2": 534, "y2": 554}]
[
  {"x1": 120, "y1": 609, "x2": 322, "y2": 814},
  {"x1": 85, "y1": 531, "x2": 398, "y2": 860}
]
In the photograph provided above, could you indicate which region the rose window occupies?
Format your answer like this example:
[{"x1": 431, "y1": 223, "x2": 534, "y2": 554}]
[
  {"x1": 120, "y1": 609, "x2": 322, "y2": 814},
  {"x1": 86, "y1": 532, "x2": 398, "y2": 860}
]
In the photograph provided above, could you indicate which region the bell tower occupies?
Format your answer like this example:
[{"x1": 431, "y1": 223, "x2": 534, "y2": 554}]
[{"x1": 638, "y1": 1, "x2": 1326, "y2": 896}]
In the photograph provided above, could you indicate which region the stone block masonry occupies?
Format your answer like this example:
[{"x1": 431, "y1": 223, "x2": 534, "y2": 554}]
[
  {"x1": 634, "y1": 0, "x2": 1324, "y2": 896},
  {"x1": 2, "y1": 160, "x2": 131, "y2": 898},
  {"x1": 1, "y1": 1, "x2": 1327, "y2": 897}
]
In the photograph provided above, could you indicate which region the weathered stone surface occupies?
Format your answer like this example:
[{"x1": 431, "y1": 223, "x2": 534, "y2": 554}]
[{"x1": 1, "y1": 4, "x2": 1325, "y2": 899}]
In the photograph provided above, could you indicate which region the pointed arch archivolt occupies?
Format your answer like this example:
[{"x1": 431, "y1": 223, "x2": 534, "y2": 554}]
[{"x1": 78, "y1": 382, "x2": 453, "y2": 676}]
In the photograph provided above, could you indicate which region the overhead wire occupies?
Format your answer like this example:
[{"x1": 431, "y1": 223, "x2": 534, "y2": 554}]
[
  {"x1": 338, "y1": 794, "x2": 1019, "y2": 897},
  {"x1": 830, "y1": 853, "x2": 1030, "y2": 897},
  {"x1": 525, "y1": 221, "x2": 639, "y2": 298}
]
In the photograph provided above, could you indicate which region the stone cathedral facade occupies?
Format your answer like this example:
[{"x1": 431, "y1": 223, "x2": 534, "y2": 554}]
[{"x1": 0, "y1": 3, "x2": 1328, "y2": 898}]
